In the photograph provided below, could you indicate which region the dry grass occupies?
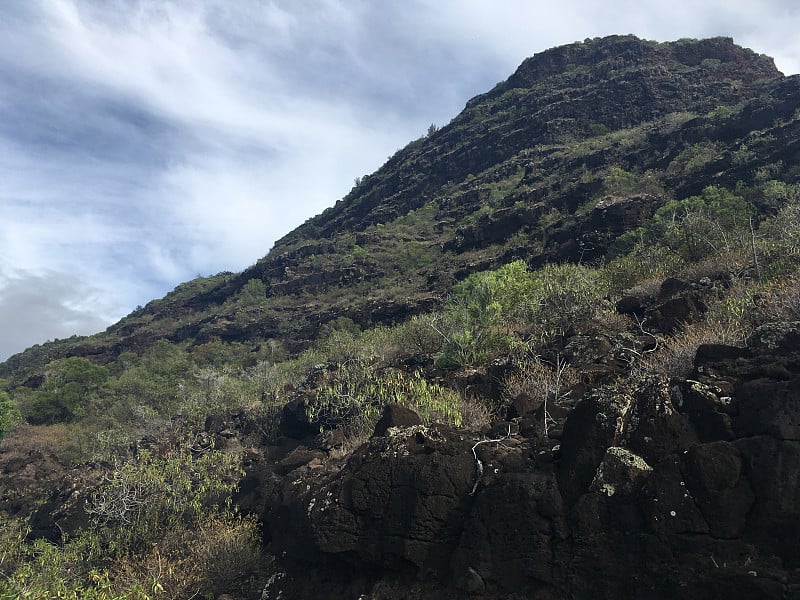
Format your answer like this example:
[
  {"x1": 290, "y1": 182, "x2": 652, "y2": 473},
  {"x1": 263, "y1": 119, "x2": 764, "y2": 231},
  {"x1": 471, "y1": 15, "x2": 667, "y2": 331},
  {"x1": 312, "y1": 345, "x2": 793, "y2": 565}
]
[
  {"x1": 636, "y1": 319, "x2": 744, "y2": 379},
  {"x1": 459, "y1": 395, "x2": 494, "y2": 431},
  {"x1": 503, "y1": 357, "x2": 580, "y2": 408},
  {"x1": 0, "y1": 423, "x2": 94, "y2": 466},
  {"x1": 622, "y1": 276, "x2": 664, "y2": 301},
  {"x1": 111, "y1": 513, "x2": 264, "y2": 599},
  {"x1": 748, "y1": 272, "x2": 800, "y2": 324}
]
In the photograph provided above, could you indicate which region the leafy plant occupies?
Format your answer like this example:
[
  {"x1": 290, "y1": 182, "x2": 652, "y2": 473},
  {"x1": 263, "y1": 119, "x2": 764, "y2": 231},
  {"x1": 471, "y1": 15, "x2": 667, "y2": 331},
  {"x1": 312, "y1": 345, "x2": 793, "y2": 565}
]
[
  {"x1": 667, "y1": 142, "x2": 722, "y2": 177},
  {"x1": 0, "y1": 391, "x2": 20, "y2": 442},
  {"x1": 307, "y1": 364, "x2": 463, "y2": 436},
  {"x1": 86, "y1": 448, "x2": 243, "y2": 552},
  {"x1": 434, "y1": 261, "x2": 609, "y2": 367},
  {"x1": 23, "y1": 357, "x2": 110, "y2": 424},
  {"x1": 612, "y1": 186, "x2": 753, "y2": 264}
]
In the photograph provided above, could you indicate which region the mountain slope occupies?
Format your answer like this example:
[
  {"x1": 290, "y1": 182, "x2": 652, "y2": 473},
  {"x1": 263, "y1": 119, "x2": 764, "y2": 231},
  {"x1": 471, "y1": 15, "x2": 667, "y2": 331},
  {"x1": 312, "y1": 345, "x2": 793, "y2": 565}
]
[
  {"x1": 3, "y1": 35, "x2": 796, "y2": 382},
  {"x1": 2, "y1": 35, "x2": 800, "y2": 600}
]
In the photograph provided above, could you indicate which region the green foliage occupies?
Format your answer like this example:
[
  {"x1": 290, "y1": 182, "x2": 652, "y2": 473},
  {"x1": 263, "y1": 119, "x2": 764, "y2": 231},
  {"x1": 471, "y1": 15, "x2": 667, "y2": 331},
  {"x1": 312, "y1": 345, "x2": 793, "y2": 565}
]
[
  {"x1": 612, "y1": 186, "x2": 753, "y2": 264},
  {"x1": 706, "y1": 104, "x2": 736, "y2": 121},
  {"x1": 731, "y1": 143, "x2": 755, "y2": 167},
  {"x1": 0, "y1": 447, "x2": 260, "y2": 599},
  {"x1": 604, "y1": 242, "x2": 683, "y2": 292},
  {"x1": 759, "y1": 179, "x2": 800, "y2": 212},
  {"x1": 667, "y1": 142, "x2": 722, "y2": 177},
  {"x1": 601, "y1": 167, "x2": 664, "y2": 197},
  {"x1": 393, "y1": 314, "x2": 446, "y2": 356},
  {"x1": 109, "y1": 340, "x2": 195, "y2": 420},
  {"x1": 24, "y1": 357, "x2": 109, "y2": 424},
  {"x1": 0, "y1": 390, "x2": 20, "y2": 442},
  {"x1": 435, "y1": 261, "x2": 609, "y2": 367},
  {"x1": 454, "y1": 260, "x2": 534, "y2": 329},
  {"x1": 86, "y1": 448, "x2": 243, "y2": 552},
  {"x1": 0, "y1": 525, "x2": 144, "y2": 599},
  {"x1": 588, "y1": 122, "x2": 610, "y2": 136},
  {"x1": 351, "y1": 243, "x2": 367, "y2": 262},
  {"x1": 603, "y1": 166, "x2": 638, "y2": 195},
  {"x1": 307, "y1": 364, "x2": 462, "y2": 434},
  {"x1": 488, "y1": 165, "x2": 525, "y2": 204},
  {"x1": 756, "y1": 192, "x2": 800, "y2": 278}
]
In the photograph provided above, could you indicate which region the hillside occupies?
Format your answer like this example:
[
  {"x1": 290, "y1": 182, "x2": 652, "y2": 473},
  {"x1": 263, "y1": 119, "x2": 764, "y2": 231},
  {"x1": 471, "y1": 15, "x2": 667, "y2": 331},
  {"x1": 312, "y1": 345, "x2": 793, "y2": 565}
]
[
  {"x1": 1, "y1": 34, "x2": 793, "y2": 377},
  {"x1": 1, "y1": 35, "x2": 800, "y2": 599}
]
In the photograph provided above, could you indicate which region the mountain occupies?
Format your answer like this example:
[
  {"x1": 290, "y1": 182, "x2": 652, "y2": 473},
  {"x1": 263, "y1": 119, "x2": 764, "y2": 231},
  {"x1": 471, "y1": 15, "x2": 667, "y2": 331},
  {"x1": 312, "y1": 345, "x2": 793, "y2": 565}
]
[
  {"x1": 1, "y1": 34, "x2": 793, "y2": 378},
  {"x1": 1, "y1": 35, "x2": 800, "y2": 599}
]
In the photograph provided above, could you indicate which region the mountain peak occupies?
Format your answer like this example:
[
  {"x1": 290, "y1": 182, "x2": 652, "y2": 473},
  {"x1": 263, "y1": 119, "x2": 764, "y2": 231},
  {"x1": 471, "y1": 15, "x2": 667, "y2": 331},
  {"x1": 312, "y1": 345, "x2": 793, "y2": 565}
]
[{"x1": 501, "y1": 35, "x2": 779, "y2": 91}]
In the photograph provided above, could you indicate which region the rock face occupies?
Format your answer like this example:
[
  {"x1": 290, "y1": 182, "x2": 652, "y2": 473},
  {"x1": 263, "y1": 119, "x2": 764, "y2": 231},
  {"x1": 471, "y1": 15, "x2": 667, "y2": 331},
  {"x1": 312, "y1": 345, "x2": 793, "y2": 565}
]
[{"x1": 257, "y1": 324, "x2": 800, "y2": 599}]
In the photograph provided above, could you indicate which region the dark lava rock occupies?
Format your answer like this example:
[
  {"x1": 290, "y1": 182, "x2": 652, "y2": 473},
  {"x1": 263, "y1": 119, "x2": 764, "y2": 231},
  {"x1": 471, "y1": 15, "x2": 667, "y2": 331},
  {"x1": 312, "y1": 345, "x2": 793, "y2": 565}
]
[
  {"x1": 506, "y1": 392, "x2": 544, "y2": 420},
  {"x1": 682, "y1": 440, "x2": 754, "y2": 538},
  {"x1": 267, "y1": 424, "x2": 476, "y2": 577},
  {"x1": 557, "y1": 387, "x2": 633, "y2": 506},
  {"x1": 278, "y1": 397, "x2": 317, "y2": 439},
  {"x1": 372, "y1": 404, "x2": 424, "y2": 437}
]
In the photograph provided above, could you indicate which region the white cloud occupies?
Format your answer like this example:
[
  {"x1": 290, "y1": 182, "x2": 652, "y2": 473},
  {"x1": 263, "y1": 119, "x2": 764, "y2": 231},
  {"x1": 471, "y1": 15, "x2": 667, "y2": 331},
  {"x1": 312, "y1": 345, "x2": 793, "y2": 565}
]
[{"x1": 0, "y1": 267, "x2": 123, "y2": 360}]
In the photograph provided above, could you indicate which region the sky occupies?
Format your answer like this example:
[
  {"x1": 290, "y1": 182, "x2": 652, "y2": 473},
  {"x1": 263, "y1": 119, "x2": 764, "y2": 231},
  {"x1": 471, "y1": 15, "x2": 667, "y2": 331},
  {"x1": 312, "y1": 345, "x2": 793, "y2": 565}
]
[{"x1": 1, "y1": 0, "x2": 800, "y2": 361}]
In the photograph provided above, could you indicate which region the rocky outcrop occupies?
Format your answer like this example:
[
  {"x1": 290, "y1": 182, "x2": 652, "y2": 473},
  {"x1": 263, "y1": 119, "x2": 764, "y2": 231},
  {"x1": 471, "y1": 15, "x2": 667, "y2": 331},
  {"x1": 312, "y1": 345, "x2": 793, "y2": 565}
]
[{"x1": 255, "y1": 323, "x2": 800, "y2": 599}]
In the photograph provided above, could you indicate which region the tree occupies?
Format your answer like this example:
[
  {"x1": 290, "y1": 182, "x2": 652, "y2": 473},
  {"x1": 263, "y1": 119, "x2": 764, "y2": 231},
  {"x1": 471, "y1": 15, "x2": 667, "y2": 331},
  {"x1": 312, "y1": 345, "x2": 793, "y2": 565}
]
[{"x1": 27, "y1": 357, "x2": 109, "y2": 424}]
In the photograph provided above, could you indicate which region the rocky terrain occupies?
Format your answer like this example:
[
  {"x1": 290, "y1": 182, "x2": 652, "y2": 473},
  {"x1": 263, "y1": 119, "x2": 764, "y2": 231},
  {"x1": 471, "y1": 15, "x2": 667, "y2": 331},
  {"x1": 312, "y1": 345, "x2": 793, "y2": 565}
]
[
  {"x1": 219, "y1": 319, "x2": 798, "y2": 600},
  {"x1": 1, "y1": 35, "x2": 799, "y2": 599}
]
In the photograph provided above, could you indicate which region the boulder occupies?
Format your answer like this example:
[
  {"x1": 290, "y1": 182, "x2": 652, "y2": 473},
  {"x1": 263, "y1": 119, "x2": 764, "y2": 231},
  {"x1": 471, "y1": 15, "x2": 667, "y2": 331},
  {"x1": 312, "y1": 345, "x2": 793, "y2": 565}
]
[
  {"x1": 589, "y1": 446, "x2": 652, "y2": 498},
  {"x1": 372, "y1": 404, "x2": 424, "y2": 437}
]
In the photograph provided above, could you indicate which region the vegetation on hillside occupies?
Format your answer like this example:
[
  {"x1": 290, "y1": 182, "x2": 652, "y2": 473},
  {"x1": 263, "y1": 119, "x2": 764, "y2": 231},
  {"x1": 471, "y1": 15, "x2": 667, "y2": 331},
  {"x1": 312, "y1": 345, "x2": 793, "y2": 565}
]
[
  {"x1": 1, "y1": 35, "x2": 800, "y2": 598},
  {"x1": 2, "y1": 176, "x2": 799, "y2": 596}
]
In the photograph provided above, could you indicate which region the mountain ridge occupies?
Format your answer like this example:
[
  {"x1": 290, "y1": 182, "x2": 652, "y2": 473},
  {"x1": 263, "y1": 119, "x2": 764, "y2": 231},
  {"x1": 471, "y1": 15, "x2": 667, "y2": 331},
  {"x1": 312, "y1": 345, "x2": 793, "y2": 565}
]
[{"x1": 2, "y1": 34, "x2": 794, "y2": 381}]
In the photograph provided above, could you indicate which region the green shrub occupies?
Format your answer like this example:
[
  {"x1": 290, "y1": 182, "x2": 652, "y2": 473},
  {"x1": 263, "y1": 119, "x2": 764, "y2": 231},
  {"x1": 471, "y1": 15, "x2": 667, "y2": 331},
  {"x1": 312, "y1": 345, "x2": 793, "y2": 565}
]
[
  {"x1": 603, "y1": 166, "x2": 638, "y2": 195},
  {"x1": 612, "y1": 186, "x2": 753, "y2": 265},
  {"x1": 435, "y1": 261, "x2": 609, "y2": 367},
  {"x1": 528, "y1": 263, "x2": 610, "y2": 340},
  {"x1": 86, "y1": 448, "x2": 243, "y2": 552},
  {"x1": 24, "y1": 357, "x2": 110, "y2": 424},
  {"x1": 307, "y1": 364, "x2": 463, "y2": 435},
  {"x1": 667, "y1": 142, "x2": 722, "y2": 177},
  {"x1": 604, "y1": 242, "x2": 684, "y2": 292},
  {"x1": 435, "y1": 260, "x2": 533, "y2": 367},
  {"x1": 757, "y1": 194, "x2": 800, "y2": 278},
  {"x1": 0, "y1": 390, "x2": 20, "y2": 442}
]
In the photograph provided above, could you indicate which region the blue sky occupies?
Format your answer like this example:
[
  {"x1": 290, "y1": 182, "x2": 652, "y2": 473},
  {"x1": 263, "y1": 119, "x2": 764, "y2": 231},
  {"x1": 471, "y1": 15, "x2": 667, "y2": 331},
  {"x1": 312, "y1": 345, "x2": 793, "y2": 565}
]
[{"x1": 1, "y1": 0, "x2": 799, "y2": 361}]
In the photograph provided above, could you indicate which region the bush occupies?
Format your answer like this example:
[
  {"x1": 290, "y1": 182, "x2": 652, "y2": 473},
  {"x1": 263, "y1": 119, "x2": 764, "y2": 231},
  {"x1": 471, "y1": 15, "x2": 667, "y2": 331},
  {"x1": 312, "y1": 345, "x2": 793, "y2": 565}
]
[
  {"x1": 109, "y1": 513, "x2": 262, "y2": 599},
  {"x1": 24, "y1": 357, "x2": 109, "y2": 424},
  {"x1": 667, "y1": 142, "x2": 721, "y2": 177},
  {"x1": 0, "y1": 390, "x2": 20, "y2": 442},
  {"x1": 528, "y1": 263, "x2": 610, "y2": 340},
  {"x1": 0, "y1": 506, "x2": 263, "y2": 600},
  {"x1": 604, "y1": 243, "x2": 684, "y2": 293},
  {"x1": 86, "y1": 448, "x2": 243, "y2": 552},
  {"x1": 611, "y1": 186, "x2": 753, "y2": 266},
  {"x1": 434, "y1": 261, "x2": 609, "y2": 367},
  {"x1": 307, "y1": 364, "x2": 463, "y2": 436},
  {"x1": 636, "y1": 320, "x2": 743, "y2": 378},
  {"x1": 757, "y1": 196, "x2": 800, "y2": 278}
]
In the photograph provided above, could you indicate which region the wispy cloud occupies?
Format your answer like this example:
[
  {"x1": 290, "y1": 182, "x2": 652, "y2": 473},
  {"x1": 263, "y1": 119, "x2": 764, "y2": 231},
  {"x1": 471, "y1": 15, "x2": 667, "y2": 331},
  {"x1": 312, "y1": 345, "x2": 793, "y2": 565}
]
[{"x1": 1, "y1": 0, "x2": 799, "y2": 360}]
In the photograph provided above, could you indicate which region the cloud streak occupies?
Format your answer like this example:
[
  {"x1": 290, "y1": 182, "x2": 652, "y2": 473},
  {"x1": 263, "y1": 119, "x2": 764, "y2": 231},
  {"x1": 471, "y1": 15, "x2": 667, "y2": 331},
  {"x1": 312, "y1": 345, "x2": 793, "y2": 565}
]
[{"x1": 1, "y1": 0, "x2": 799, "y2": 360}]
